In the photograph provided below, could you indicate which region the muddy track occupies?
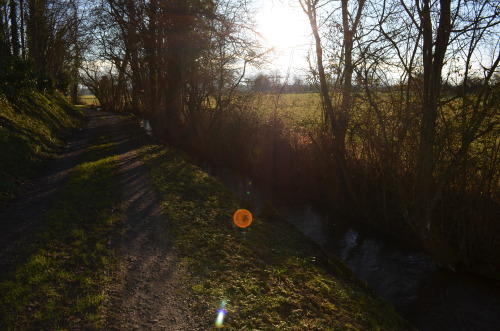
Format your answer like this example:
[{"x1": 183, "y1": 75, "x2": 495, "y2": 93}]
[{"x1": 0, "y1": 110, "x2": 204, "y2": 330}]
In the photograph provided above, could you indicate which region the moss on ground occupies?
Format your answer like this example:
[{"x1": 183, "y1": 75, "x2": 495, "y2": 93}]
[
  {"x1": 0, "y1": 92, "x2": 84, "y2": 207},
  {"x1": 139, "y1": 143, "x2": 412, "y2": 330}
]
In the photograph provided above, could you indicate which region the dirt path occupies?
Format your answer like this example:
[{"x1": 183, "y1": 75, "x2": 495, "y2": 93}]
[
  {"x1": 0, "y1": 110, "x2": 95, "y2": 278},
  {"x1": 0, "y1": 110, "x2": 203, "y2": 330},
  {"x1": 105, "y1": 113, "x2": 202, "y2": 330}
]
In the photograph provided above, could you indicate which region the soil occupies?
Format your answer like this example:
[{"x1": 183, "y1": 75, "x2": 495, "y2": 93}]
[{"x1": 0, "y1": 110, "x2": 205, "y2": 330}]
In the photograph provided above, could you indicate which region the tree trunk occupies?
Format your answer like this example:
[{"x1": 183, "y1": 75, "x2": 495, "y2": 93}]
[
  {"x1": 9, "y1": 0, "x2": 20, "y2": 57},
  {"x1": 417, "y1": 0, "x2": 452, "y2": 232},
  {"x1": 19, "y1": 0, "x2": 25, "y2": 59},
  {"x1": 145, "y1": 0, "x2": 165, "y2": 138},
  {"x1": 300, "y1": 0, "x2": 363, "y2": 210},
  {"x1": 165, "y1": 13, "x2": 186, "y2": 144},
  {"x1": 125, "y1": 0, "x2": 142, "y2": 115}
]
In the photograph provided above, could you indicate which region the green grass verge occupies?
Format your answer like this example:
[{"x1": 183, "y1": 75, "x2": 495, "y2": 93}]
[
  {"x1": 0, "y1": 135, "x2": 121, "y2": 330},
  {"x1": 0, "y1": 92, "x2": 84, "y2": 206},
  {"x1": 139, "y1": 143, "x2": 412, "y2": 330}
]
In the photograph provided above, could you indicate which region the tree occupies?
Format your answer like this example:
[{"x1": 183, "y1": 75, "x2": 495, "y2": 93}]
[
  {"x1": 359, "y1": 0, "x2": 499, "y2": 267},
  {"x1": 299, "y1": 0, "x2": 366, "y2": 209},
  {"x1": 84, "y1": 0, "x2": 261, "y2": 144},
  {"x1": 9, "y1": 0, "x2": 20, "y2": 57},
  {"x1": 413, "y1": 0, "x2": 453, "y2": 236},
  {"x1": 252, "y1": 73, "x2": 271, "y2": 92},
  {"x1": 297, "y1": 0, "x2": 499, "y2": 268},
  {"x1": 26, "y1": 0, "x2": 79, "y2": 91}
]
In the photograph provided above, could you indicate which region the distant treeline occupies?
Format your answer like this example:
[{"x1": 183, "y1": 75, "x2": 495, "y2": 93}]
[{"x1": 242, "y1": 73, "x2": 492, "y2": 94}]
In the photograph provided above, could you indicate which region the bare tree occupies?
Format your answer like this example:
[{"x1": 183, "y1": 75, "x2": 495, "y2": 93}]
[
  {"x1": 299, "y1": 0, "x2": 366, "y2": 209},
  {"x1": 359, "y1": 0, "x2": 499, "y2": 267},
  {"x1": 25, "y1": 0, "x2": 80, "y2": 91}
]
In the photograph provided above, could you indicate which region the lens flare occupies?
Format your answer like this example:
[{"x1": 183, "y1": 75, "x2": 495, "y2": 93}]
[
  {"x1": 233, "y1": 209, "x2": 253, "y2": 228},
  {"x1": 215, "y1": 300, "x2": 227, "y2": 328}
]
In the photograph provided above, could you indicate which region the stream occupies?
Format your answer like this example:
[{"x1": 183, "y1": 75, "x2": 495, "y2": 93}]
[
  {"x1": 206, "y1": 165, "x2": 500, "y2": 331},
  {"x1": 140, "y1": 119, "x2": 500, "y2": 330}
]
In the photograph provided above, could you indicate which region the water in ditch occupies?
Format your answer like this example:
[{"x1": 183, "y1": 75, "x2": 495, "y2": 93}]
[{"x1": 207, "y1": 165, "x2": 500, "y2": 331}]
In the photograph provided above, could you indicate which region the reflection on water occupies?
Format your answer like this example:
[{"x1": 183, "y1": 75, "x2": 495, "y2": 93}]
[
  {"x1": 140, "y1": 119, "x2": 154, "y2": 137},
  {"x1": 338, "y1": 228, "x2": 358, "y2": 260},
  {"x1": 337, "y1": 230, "x2": 435, "y2": 309},
  {"x1": 289, "y1": 206, "x2": 500, "y2": 331}
]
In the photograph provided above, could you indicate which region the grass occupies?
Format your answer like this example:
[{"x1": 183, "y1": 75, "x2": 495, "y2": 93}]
[
  {"x1": 257, "y1": 93, "x2": 322, "y2": 129},
  {"x1": 0, "y1": 134, "x2": 122, "y2": 330},
  {"x1": 139, "y1": 141, "x2": 412, "y2": 330},
  {"x1": 0, "y1": 98, "x2": 410, "y2": 329},
  {"x1": 78, "y1": 95, "x2": 99, "y2": 107},
  {"x1": 222, "y1": 93, "x2": 323, "y2": 132},
  {"x1": 0, "y1": 92, "x2": 84, "y2": 207}
]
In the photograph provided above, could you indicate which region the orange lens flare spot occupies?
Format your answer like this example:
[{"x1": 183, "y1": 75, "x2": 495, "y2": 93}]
[{"x1": 233, "y1": 209, "x2": 253, "y2": 228}]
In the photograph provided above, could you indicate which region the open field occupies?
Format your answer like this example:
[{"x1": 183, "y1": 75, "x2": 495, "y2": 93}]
[
  {"x1": 78, "y1": 95, "x2": 99, "y2": 106},
  {"x1": 254, "y1": 93, "x2": 322, "y2": 129}
]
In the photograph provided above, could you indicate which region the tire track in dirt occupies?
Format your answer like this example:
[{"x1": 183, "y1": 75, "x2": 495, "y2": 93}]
[{"x1": 104, "y1": 113, "x2": 203, "y2": 330}]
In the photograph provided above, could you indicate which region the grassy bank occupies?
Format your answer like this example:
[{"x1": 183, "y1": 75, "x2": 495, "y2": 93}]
[
  {"x1": 179, "y1": 90, "x2": 499, "y2": 277},
  {"x1": 0, "y1": 135, "x2": 122, "y2": 329},
  {"x1": 0, "y1": 92, "x2": 84, "y2": 207},
  {"x1": 139, "y1": 141, "x2": 411, "y2": 330}
]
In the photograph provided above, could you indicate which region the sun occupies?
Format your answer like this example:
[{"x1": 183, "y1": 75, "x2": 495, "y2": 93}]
[{"x1": 257, "y1": 1, "x2": 310, "y2": 52}]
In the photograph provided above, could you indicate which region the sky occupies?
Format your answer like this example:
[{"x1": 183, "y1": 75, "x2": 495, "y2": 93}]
[{"x1": 252, "y1": 0, "x2": 312, "y2": 78}]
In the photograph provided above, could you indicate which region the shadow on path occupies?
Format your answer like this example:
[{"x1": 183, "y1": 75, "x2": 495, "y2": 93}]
[
  {"x1": 0, "y1": 110, "x2": 101, "y2": 278},
  {"x1": 104, "y1": 113, "x2": 203, "y2": 330},
  {"x1": 0, "y1": 110, "x2": 204, "y2": 329}
]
